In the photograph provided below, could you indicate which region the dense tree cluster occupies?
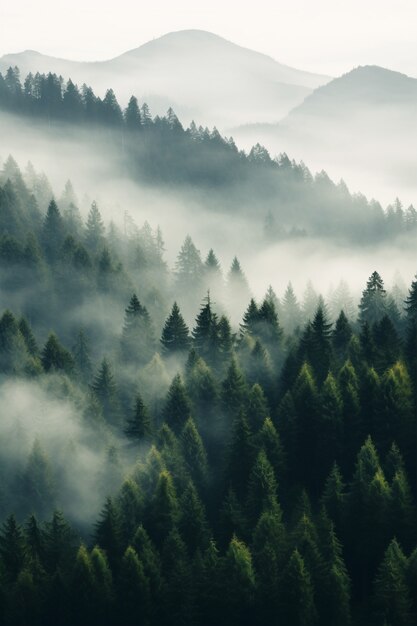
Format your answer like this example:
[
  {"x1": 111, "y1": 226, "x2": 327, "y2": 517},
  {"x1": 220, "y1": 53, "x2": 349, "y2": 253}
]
[
  {"x1": 0, "y1": 157, "x2": 416, "y2": 625},
  {"x1": 1, "y1": 67, "x2": 416, "y2": 242}
]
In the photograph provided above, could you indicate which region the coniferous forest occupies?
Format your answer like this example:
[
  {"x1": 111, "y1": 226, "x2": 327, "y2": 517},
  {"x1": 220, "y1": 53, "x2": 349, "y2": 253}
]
[{"x1": 0, "y1": 147, "x2": 416, "y2": 626}]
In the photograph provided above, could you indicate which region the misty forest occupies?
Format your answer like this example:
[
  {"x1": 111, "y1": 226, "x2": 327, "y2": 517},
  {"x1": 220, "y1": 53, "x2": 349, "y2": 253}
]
[{"x1": 0, "y1": 42, "x2": 416, "y2": 626}]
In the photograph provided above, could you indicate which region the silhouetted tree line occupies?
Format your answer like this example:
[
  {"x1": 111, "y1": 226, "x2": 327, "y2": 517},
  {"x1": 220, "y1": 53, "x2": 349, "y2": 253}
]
[
  {"x1": 0, "y1": 159, "x2": 416, "y2": 625},
  {"x1": 1, "y1": 67, "x2": 417, "y2": 241}
]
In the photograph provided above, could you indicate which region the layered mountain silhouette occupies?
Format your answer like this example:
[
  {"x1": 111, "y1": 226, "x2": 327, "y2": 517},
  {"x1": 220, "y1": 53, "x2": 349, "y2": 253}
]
[
  {"x1": 0, "y1": 30, "x2": 330, "y2": 128},
  {"x1": 233, "y1": 66, "x2": 417, "y2": 202}
]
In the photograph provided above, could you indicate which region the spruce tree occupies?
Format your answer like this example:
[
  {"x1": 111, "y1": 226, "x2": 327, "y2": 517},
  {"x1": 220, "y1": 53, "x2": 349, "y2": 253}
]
[
  {"x1": 358, "y1": 271, "x2": 387, "y2": 326},
  {"x1": 147, "y1": 471, "x2": 179, "y2": 546},
  {"x1": 41, "y1": 333, "x2": 74, "y2": 375},
  {"x1": 179, "y1": 481, "x2": 210, "y2": 554},
  {"x1": 222, "y1": 536, "x2": 256, "y2": 626},
  {"x1": 85, "y1": 201, "x2": 105, "y2": 251},
  {"x1": 125, "y1": 393, "x2": 152, "y2": 442},
  {"x1": 181, "y1": 417, "x2": 208, "y2": 491},
  {"x1": 374, "y1": 539, "x2": 411, "y2": 626},
  {"x1": 280, "y1": 549, "x2": 317, "y2": 626},
  {"x1": 118, "y1": 547, "x2": 150, "y2": 626},
  {"x1": 163, "y1": 374, "x2": 192, "y2": 434},
  {"x1": 161, "y1": 302, "x2": 190, "y2": 354}
]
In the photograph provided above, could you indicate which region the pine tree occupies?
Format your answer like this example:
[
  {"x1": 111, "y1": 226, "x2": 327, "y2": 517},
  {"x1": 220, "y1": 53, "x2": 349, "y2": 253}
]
[
  {"x1": 94, "y1": 497, "x2": 122, "y2": 570},
  {"x1": 358, "y1": 271, "x2": 387, "y2": 326},
  {"x1": 0, "y1": 515, "x2": 25, "y2": 583},
  {"x1": 222, "y1": 536, "x2": 256, "y2": 626},
  {"x1": 221, "y1": 358, "x2": 248, "y2": 423},
  {"x1": 348, "y1": 438, "x2": 392, "y2": 594},
  {"x1": 374, "y1": 539, "x2": 411, "y2": 626},
  {"x1": 42, "y1": 199, "x2": 64, "y2": 260},
  {"x1": 120, "y1": 294, "x2": 156, "y2": 365},
  {"x1": 125, "y1": 393, "x2": 152, "y2": 442},
  {"x1": 319, "y1": 519, "x2": 351, "y2": 626},
  {"x1": 43, "y1": 510, "x2": 77, "y2": 574},
  {"x1": 291, "y1": 362, "x2": 320, "y2": 490},
  {"x1": 163, "y1": 374, "x2": 192, "y2": 434},
  {"x1": 85, "y1": 201, "x2": 105, "y2": 251},
  {"x1": 255, "y1": 417, "x2": 286, "y2": 485},
  {"x1": 118, "y1": 547, "x2": 150, "y2": 626},
  {"x1": 148, "y1": 471, "x2": 179, "y2": 546},
  {"x1": 41, "y1": 332, "x2": 75, "y2": 375},
  {"x1": 161, "y1": 302, "x2": 190, "y2": 354},
  {"x1": 246, "y1": 450, "x2": 279, "y2": 526},
  {"x1": 90, "y1": 546, "x2": 114, "y2": 623},
  {"x1": 192, "y1": 292, "x2": 220, "y2": 365},
  {"x1": 332, "y1": 310, "x2": 352, "y2": 364},
  {"x1": 179, "y1": 481, "x2": 210, "y2": 554},
  {"x1": 252, "y1": 509, "x2": 287, "y2": 623},
  {"x1": 281, "y1": 282, "x2": 302, "y2": 333},
  {"x1": 21, "y1": 439, "x2": 56, "y2": 519},
  {"x1": 227, "y1": 411, "x2": 253, "y2": 500},
  {"x1": 320, "y1": 463, "x2": 346, "y2": 534},
  {"x1": 91, "y1": 358, "x2": 120, "y2": 426},
  {"x1": 124, "y1": 95, "x2": 142, "y2": 131},
  {"x1": 240, "y1": 299, "x2": 259, "y2": 337},
  {"x1": 131, "y1": 525, "x2": 161, "y2": 601},
  {"x1": 280, "y1": 549, "x2": 317, "y2": 626},
  {"x1": 72, "y1": 328, "x2": 92, "y2": 381},
  {"x1": 316, "y1": 373, "x2": 343, "y2": 483},
  {"x1": 181, "y1": 417, "x2": 208, "y2": 491},
  {"x1": 175, "y1": 235, "x2": 203, "y2": 288},
  {"x1": 70, "y1": 545, "x2": 96, "y2": 626},
  {"x1": 117, "y1": 479, "x2": 144, "y2": 546},
  {"x1": 18, "y1": 316, "x2": 38, "y2": 356},
  {"x1": 160, "y1": 529, "x2": 192, "y2": 626}
]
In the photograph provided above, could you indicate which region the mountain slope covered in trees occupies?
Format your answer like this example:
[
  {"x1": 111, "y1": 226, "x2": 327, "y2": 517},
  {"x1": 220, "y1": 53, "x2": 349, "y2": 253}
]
[
  {"x1": 0, "y1": 30, "x2": 330, "y2": 127},
  {"x1": 0, "y1": 157, "x2": 416, "y2": 625},
  {"x1": 0, "y1": 67, "x2": 417, "y2": 245}
]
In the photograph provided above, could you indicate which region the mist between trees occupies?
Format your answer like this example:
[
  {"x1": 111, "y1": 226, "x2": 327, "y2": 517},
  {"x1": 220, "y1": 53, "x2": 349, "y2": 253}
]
[
  {"x1": 0, "y1": 150, "x2": 416, "y2": 625},
  {"x1": 1, "y1": 66, "x2": 417, "y2": 247}
]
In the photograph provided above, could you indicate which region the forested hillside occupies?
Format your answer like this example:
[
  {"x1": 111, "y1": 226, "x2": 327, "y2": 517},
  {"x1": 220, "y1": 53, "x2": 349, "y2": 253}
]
[
  {"x1": 1, "y1": 66, "x2": 417, "y2": 243},
  {"x1": 0, "y1": 156, "x2": 416, "y2": 625}
]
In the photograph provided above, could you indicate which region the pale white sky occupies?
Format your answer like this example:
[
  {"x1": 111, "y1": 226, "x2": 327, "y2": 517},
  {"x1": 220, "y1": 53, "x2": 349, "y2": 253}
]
[{"x1": 0, "y1": 0, "x2": 415, "y2": 77}]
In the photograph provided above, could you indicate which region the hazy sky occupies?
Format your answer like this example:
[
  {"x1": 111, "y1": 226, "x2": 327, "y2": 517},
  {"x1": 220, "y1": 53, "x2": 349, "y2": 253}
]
[{"x1": 0, "y1": 0, "x2": 415, "y2": 76}]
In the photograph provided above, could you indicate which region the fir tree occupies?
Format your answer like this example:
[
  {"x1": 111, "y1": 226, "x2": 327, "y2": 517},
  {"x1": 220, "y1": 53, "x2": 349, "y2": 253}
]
[
  {"x1": 161, "y1": 302, "x2": 190, "y2": 354},
  {"x1": 125, "y1": 393, "x2": 152, "y2": 442},
  {"x1": 163, "y1": 374, "x2": 192, "y2": 434}
]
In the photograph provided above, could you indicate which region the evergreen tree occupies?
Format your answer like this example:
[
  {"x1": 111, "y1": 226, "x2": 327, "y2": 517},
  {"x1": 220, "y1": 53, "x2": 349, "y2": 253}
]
[
  {"x1": 175, "y1": 235, "x2": 203, "y2": 288},
  {"x1": 281, "y1": 282, "x2": 302, "y2": 333},
  {"x1": 246, "y1": 450, "x2": 279, "y2": 526},
  {"x1": 124, "y1": 95, "x2": 142, "y2": 131},
  {"x1": 72, "y1": 328, "x2": 93, "y2": 381},
  {"x1": 181, "y1": 417, "x2": 208, "y2": 491},
  {"x1": 85, "y1": 201, "x2": 105, "y2": 251},
  {"x1": 42, "y1": 199, "x2": 64, "y2": 261},
  {"x1": 91, "y1": 358, "x2": 120, "y2": 426},
  {"x1": 358, "y1": 271, "x2": 387, "y2": 326},
  {"x1": 148, "y1": 471, "x2": 179, "y2": 546},
  {"x1": 125, "y1": 393, "x2": 153, "y2": 442},
  {"x1": 179, "y1": 481, "x2": 210, "y2": 554},
  {"x1": 41, "y1": 332, "x2": 75, "y2": 375},
  {"x1": 0, "y1": 515, "x2": 25, "y2": 583},
  {"x1": 21, "y1": 439, "x2": 56, "y2": 519},
  {"x1": 161, "y1": 302, "x2": 190, "y2": 354},
  {"x1": 374, "y1": 539, "x2": 411, "y2": 626},
  {"x1": 280, "y1": 549, "x2": 317, "y2": 626},
  {"x1": 118, "y1": 547, "x2": 150, "y2": 626},
  {"x1": 222, "y1": 536, "x2": 256, "y2": 626},
  {"x1": 120, "y1": 294, "x2": 156, "y2": 365},
  {"x1": 163, "y1": 374, "x2": 192, "y2": 434},
  {"x1": 94, "y1": 497, "x2": 122, "y2": 571}
]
